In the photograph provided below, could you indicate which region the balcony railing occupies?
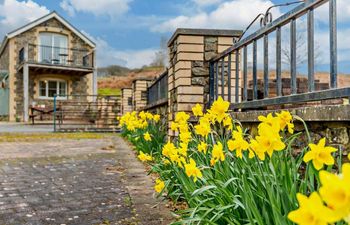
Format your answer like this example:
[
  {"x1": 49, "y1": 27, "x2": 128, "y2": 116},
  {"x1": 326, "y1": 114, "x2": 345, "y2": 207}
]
[
  {"x1": 18, "y1": 44, "x2": 94, "y2": 68},
  {"x1": 209, "y1": 0, "x2": 349, "y2": 110},
  {"x1": 147, "y1": 70, "x2": 168, "y2": 108}
]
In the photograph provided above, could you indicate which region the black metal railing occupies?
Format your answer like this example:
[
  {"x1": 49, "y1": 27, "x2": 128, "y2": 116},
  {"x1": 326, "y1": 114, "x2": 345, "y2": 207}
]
[
  {"x1": 209, "y1": 0, "x2": 348, "y2": 110},
  {"x1": 147, "y1": 70, "x2": 168, "y2": 107},
  {"x1": 18, "y1": 44, "x2": 94, "y2": 68}
]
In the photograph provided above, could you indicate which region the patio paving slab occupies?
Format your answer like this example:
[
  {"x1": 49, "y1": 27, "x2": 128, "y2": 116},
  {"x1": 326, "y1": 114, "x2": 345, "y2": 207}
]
[{"x1": 0, "y1": 135, "x2": 172, "y2": 225}]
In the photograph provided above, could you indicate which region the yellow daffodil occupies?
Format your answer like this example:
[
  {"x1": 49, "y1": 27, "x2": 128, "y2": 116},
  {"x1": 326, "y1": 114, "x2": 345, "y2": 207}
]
[
  {"x1": 184, "y1": 158, "x2": 202, "y2": 182},
  {"x1": 227, "y1": 126, "x2": 249, "y2": 159},
  {"x1": 223, "y1": 114, "x2": 233, "y2": 131},
  {"x1": 255, "y1": 123, "x2": 285, "y2": 157},
  {"x1": 303, "y1": 138, "x2": 337, "y2": 170},
  {"x1": 175, "y1": 156, "x2": 186, "y2": 168},
  {"x1": 178, "y1": 142, "x2": 188, "y2": 157},
  {"x1": 175, "y1": 112, "x2": 190, "y2": 123},
  {"x1": 170, "y1": 122, "x2": 178, "y2": 131},
  {"x1": 139, "y1": 111, "x2": 147, "y2": 120},
  {"x1": 179, "y1": 131, "x2": 191, "y2": 144},
  {"x1": 153, "y1": 114, "x2": 160, "y2": 122},
  {"x1": 154, "y1": 178, "x2": 165, "y2": 193},
  {"x1": 192, "y1": 104, "x2": 203, "y2": 117},
  {"x1": 276, "y1": 110, "x2": 294, "y2": 134},
  {"x1": 138, "y1": 151, "x2": 153, "y2": 162},
  {"x1": 162, "y1": 142, "x2": 177, "y2": 158},
  {"x1": 249, "y1": 139, "x2": 265, "y2": 160},
  {"x1": 195, "y1": 117, "x2": 211, "y2": 137},
  {"x1": 210, "y1": 96, "x2": 230, "y2": 123},
  {"x1": 162, "y1": 158, "x2": 171, "y2": 165},
  {"x1": 319, "y1": 163, "x2": 350, "y2": 222},
  {"x1": 197, "y1": 142, "x2": 207, "y2": 154},
  {"x1": 288, "y1": 192, "x2": 338, "y2": 225},
  {"x1": 144, "y1": 132, "x2": 152, "y2": 141},
  {"x1": 211, "y1": 142, "x2": 225, "y2": 166},
  {"x1": 258, "y1": 113, "x2": 280, "y2": 133}
]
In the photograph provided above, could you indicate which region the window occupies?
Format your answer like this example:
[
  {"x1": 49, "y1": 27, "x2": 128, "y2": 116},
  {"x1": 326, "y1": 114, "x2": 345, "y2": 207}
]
[
  {"x1": 127, "y1": 97, "x2": 132, "y2": 106},
  {"x1": 141, "y1": 91, "x2": 148, "y2": 101},
  {"x1": 39, "y1": 33, "x2": 68, "y2": 64},
  {"x1": 38, "y1": 80, "x2": 67, "y2": 99}
]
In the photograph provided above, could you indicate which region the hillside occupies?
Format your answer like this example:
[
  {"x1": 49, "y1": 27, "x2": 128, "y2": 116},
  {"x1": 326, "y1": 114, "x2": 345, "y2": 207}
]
[{"x1": 98, "y1": 66, "x2": 164, "y2": 92}]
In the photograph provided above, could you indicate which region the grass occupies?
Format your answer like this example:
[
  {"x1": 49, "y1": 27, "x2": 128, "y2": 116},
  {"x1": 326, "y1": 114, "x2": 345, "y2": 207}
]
[
  {"x1": 98, "y1": 88, "x2": 121, "y2": 96},
  {"x1": 0, "y1": 133, "x2": 114, "y2": 142}
]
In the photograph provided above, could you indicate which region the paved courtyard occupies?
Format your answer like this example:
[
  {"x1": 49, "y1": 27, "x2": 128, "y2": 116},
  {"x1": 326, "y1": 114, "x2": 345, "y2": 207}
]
[{"x1": 0, "y1": 134, "x2": 171, "y2": 225}]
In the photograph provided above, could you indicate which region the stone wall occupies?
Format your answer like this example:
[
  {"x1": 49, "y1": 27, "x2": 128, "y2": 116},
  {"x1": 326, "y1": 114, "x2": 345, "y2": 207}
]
[
  {"x1": 167, "y1": 28, "x2": 242, "y2": 137},
  {"x1": 233, "y1": 105, "x2": 350, "y2": 155},
  {"x1": 0, "y1": 43, "x2": 9, "y2": 71}
]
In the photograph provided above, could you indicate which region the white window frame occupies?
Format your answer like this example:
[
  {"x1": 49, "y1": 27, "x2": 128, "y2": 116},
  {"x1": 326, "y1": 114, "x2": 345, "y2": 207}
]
[
  {"x1": 38, "y1": 79, "x2": 68, "y2": 100},
  {"x1": 38, "y1": 32, "x2": 68, "y2": 64}
]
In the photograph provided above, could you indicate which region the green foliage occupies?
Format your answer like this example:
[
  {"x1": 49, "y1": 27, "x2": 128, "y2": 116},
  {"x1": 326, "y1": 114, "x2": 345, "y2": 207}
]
[{"x1": 98, "y1": 88, "x2": 121, "y2": 96}]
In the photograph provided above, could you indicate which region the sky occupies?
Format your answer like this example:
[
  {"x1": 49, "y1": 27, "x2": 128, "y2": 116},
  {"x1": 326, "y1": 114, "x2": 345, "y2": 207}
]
[{"x1": 0, "y1": 0, "x2": 349, "y2": 73}]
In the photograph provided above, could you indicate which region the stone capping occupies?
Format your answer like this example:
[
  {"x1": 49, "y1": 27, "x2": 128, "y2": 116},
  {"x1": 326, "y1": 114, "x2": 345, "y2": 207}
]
[
  {"x1": 232, "y1": 105, "x2": 350, "y2": 122},
  {"x1": 167, "y1": 28, "x2": 243, "y2": 47},
  {"x1": 132, "y1": 77, "x2": 155, "y2": 84}
]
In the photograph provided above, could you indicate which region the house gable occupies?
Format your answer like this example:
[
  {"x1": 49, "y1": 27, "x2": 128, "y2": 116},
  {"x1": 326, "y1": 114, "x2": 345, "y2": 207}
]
[{"x1": 6, "y1": 11, "x2": 95, "y2": 48}]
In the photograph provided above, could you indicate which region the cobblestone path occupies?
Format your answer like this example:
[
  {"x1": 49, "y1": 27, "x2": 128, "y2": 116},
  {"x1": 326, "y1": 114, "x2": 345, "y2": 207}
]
[{"x1": 0, "y1": 135, "x2": 171, "y2": 225}]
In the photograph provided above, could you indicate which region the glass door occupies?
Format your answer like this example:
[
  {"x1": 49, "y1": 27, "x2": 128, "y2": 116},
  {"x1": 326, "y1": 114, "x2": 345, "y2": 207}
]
[{"x1": 39, "y1": 33, "x2": 68, "y2": 64}]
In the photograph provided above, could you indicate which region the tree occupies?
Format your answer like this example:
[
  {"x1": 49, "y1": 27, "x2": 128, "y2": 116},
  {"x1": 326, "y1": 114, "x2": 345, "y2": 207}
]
[
  {"x1": 150, "y1": 36, "x2": 168, "y2": 68},
  {"x1": 281, "y1": 31, "x2": 321, "y2": 70}
]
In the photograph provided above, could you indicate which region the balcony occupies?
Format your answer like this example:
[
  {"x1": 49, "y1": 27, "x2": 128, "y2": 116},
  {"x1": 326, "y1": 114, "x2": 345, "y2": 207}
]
[{"x1": 18, "y1": 44, "x2": 94, "y2": 75}]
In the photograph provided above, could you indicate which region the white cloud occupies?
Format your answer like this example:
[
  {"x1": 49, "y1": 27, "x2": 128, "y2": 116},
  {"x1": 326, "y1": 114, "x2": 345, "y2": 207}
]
[
  {"x1": 82, "y1": 31, "x2": 156, "y2": 68},
  {"x1": 0, "y1": 0, "x2": 49, "y2": 37},
  {"x1": 192, "y1": 0, "x2": 222, "y2": 7},
  {"x1": 315, "y1": 0, "x2": 350, "y2": 23},
  {"x1": 152, "y1": 0, "x2": 280, "y2": 33},
  {"x1": 60, "y1": 0, "x2": 132, "y2": 18}
]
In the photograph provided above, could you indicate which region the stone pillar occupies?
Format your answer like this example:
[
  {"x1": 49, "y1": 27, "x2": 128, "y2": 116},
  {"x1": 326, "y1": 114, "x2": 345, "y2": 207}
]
[
  {"x1": 132, "y1": 79, "x2": 153, "y2": 111},
  {"x1": 167, "y1": 28, "x2": 242, "y2": 137},
  {"x1": 23, "y1": 64, "x2": 29, "y2": 122},
  {"x1": 121, "y1": 88, "x2": 133, "y2": 114}
]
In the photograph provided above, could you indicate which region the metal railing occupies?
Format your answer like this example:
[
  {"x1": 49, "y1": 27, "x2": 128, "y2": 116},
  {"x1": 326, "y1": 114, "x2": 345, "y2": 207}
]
[
  {"x1": 146, "y1": 70, "x2": 168, "y2": 108},
  {"x1": 53, "y1": 95, "x2": 121, "y2": 132},
  {"x1": 18, "y1": 44, "x2": 94, "y2": 68},
  {"x1": 209, "y1": 0, "x2": 348, "y2": 110}
]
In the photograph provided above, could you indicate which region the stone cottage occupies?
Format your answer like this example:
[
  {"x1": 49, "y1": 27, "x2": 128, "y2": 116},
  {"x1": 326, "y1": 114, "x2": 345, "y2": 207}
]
[{"x1": 0, "y1": 11, "x2": 97, "y2": 122}]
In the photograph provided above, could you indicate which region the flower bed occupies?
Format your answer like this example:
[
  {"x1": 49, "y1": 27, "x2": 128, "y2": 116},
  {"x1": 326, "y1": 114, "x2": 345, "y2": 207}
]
[{"x1": 119, "y1": 97, "x2": 350, "y2": 225}]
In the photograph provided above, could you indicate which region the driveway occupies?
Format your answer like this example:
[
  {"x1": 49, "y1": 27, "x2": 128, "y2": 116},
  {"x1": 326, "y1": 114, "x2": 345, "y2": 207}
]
[{"x1": 0, "y1": 134, "x2": 171, "y2": 225}]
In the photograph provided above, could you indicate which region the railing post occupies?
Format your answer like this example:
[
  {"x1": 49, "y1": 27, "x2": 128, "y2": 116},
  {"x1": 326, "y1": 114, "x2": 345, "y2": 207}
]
[
  {"x1": 209, "y1": 61, "x2": 215, "y2": 106},
  {"x1": 53, "y1": 94, "x2": 57, "y2": 132},
  {"x1": 253, "y1": 40, "x2": 258, "y2": 100},
  {"x1": 308, "y1": 8, "x2": 315, "y2": 92},
  {"x1": 329, "y1": 0, "x2": 337, "y2": 88},
  {"x1": 221, "y1": 58, "x2": 225, "y2": 98},
  {"x1": 290, "y1": 19, "x2": 297, "y2": 95},
  {"x1": 263, "y1": 34, "x2": 269, "y2": 98},
  {"x1": 235, "y1": 51, "x2": 239, "y2": 104},
  {"x1": 243, "y1": 46, "x2": 248, "y2": 101},
  {"x1": 228, "y1": 53, "x2": 232, "y2": 103},
  {"x1": 215, "y1": 62, "x2": 219, "y2": 99},
  {"x1": 276, "y1": 26, "x2": 282, "y2": 96}
]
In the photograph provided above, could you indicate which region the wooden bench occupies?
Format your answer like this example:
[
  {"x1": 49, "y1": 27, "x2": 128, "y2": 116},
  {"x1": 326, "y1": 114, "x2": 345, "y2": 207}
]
[{"x1": 29, "y1": 114, "x2": 38, "y2": 125}]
